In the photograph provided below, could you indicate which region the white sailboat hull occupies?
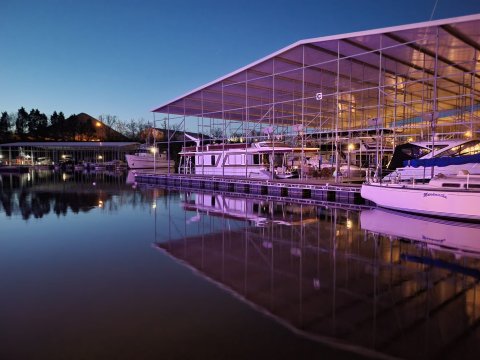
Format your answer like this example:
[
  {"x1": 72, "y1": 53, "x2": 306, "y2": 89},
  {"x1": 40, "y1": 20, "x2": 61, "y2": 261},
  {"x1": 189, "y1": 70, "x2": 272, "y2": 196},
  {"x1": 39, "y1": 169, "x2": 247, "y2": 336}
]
[{"x1": 361, "y1": 182, "x2": 480, "y2": 221}]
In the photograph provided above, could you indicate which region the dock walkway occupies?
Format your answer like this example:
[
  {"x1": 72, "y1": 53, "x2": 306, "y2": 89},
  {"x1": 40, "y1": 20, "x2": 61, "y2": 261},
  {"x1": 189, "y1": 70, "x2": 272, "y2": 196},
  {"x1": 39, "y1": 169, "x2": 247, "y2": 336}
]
[{"x1": 135, "y1": 173, "x2": 369, "y2": 205}]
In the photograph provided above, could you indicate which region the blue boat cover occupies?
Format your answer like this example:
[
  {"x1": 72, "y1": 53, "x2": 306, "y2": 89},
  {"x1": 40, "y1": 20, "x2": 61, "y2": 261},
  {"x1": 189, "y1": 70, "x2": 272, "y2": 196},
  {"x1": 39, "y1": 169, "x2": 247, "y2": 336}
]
[{"x1": 403, "y1": 153, "x2": 480, "y2": 168}]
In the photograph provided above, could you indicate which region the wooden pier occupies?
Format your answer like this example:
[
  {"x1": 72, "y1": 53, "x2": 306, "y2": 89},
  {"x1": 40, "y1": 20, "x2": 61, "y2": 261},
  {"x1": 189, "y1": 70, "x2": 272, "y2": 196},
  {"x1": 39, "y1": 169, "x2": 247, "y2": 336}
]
[{"x1": 134, "y1": 173, "x2": 371, "y2": 206}]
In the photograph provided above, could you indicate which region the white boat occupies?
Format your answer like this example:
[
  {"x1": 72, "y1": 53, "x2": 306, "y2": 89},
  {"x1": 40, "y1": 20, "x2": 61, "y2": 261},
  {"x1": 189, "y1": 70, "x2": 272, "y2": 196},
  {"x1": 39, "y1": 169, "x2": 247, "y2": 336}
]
[
  {"x1": 178, "y1": 140, "x2": 317, "y2": 179},
  {"x1": 383, "y1": 139, "x2": 480, "y2": 181},
  {"x1": 361, "y1": 171, "x2": 480, "y2": 221},
  {"x1": 360, "y1": 208, "x2": 480, "y2": 257},
  {"x1": 125, "y1": 145, "x2": 173, "y2": 170}
]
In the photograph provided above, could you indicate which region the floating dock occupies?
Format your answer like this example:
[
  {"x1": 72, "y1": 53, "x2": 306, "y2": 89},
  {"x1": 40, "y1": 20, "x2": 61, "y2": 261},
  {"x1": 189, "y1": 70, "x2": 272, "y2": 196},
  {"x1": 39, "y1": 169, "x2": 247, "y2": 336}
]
[{"x1": 135, "y1": 173, "x2": 370, "y2": 206}]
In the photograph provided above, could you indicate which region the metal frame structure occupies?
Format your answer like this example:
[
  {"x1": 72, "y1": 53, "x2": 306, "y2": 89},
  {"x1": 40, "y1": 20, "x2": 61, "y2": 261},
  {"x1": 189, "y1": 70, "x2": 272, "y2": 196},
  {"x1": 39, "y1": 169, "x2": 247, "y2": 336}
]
[{"x1": 152, "y1": 14, "x2": 480, "y2": 176}]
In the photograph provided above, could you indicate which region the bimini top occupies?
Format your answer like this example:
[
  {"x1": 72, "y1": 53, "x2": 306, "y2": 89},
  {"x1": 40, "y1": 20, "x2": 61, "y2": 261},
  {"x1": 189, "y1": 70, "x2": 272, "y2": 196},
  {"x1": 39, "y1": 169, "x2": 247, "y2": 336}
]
[{"x1": 152, "y1": 14, "x2": 480, "y2": 127}]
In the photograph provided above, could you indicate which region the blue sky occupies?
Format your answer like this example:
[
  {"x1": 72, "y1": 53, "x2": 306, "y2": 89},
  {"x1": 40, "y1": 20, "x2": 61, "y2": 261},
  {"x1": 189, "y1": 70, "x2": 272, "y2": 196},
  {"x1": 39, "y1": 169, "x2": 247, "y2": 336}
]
[{"x1": 1, "y1": 0, "x2": 480, "y2": 123}]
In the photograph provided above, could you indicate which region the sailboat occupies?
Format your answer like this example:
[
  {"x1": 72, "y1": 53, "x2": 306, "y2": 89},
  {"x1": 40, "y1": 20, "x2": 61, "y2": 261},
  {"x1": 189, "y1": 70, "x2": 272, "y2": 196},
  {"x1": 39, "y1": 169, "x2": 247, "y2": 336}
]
[
  {"x1": 362, "y1": 169, "x2": 480, "y2": 221},
  {"x1": 361, "y1": 109, "x2": 480, "y2": 221}
]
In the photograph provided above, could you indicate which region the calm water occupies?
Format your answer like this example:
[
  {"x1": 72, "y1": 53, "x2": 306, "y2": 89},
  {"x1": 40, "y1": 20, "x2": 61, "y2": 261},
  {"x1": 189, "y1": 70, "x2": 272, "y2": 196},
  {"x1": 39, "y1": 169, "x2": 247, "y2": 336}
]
[{"x1": 2, "y1": 170, "x2": 480, "y2": 359}]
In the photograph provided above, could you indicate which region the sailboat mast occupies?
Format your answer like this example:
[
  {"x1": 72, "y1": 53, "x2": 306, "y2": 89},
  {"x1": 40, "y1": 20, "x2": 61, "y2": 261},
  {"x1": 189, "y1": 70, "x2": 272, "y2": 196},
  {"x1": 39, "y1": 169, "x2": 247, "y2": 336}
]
[{"x1": 431, "y1": 27, "x2": 439, "y2": 179}]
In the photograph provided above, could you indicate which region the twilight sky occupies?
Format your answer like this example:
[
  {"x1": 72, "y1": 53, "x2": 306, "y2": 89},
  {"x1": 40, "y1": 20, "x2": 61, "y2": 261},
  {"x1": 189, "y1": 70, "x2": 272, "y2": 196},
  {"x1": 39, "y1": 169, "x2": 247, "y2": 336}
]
[{"x1": 1, "y1": 0, "x2": 480, "y2": 123}]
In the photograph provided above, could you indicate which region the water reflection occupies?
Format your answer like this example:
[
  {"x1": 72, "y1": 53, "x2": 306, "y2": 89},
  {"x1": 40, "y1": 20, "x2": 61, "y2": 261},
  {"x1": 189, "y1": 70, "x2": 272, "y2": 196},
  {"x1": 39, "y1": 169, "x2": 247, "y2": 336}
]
[
  {"x1": 182, "y1": 192, "x2": 319, "y2": 228},
  {"x1": 361, "y1": 208, "x2": 480, "y2": 258},
  {"x1": 155, "y1": 192, "x2": 480, "y2": 359},
  {"x1": 0, "y1": 170, "x2": 158, "y2": 219}
]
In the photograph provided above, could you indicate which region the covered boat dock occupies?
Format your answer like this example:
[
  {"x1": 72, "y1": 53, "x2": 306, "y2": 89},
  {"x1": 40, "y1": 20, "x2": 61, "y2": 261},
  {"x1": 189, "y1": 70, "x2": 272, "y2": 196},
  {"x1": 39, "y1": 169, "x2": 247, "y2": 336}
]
[
  {"x1": 149, "y1": 14, "x2": 480, "y2": 182},
  {"x1": 0, "y1": 142, "x2": 139, "y2": 166}
]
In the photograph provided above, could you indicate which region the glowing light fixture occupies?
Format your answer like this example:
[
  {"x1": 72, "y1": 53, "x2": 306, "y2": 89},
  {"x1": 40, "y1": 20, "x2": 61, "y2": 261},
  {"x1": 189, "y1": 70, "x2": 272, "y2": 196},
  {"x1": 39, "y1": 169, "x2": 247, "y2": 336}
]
[
  {"x1": 96, "y1": 122, "x2": 102, "y2": 127},
  {"x1": 407, "y1": 137, "x2": 414, "y2": 142},
  {"x1": 347, "y1": 143, "x2": 355, "y2": 152},
  {"x1": 98, "y1": 155, "x2": 103, "y2": 160},
  {"x1": 465, "y1": 130, "x2": 473, "y2": 138},
  {"x1": 150, "y1": 147, "x2": 158, "y2": 154},
  {"x1": 346, "y1": 219, "x2": 352, "y2": 229}
]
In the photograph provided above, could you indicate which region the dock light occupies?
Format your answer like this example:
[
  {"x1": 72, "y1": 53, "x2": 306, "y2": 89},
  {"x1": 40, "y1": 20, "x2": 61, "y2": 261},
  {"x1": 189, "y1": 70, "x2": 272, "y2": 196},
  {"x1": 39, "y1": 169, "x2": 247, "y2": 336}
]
[
  {"x1": 98, "y1": 200, "x2": 103, "y2": 208},
  {"x1": 346, "y1": 219, "x2": 352, "y2": 229},
  {"x1": 98, "y1": 155, "x2": 103, "y2": 160},
  {"x1": 465, "y1": 130, "x2": 473, "y2": 138},
  {"x1": 347, "y1": 143, "x2": 355, "y2": 152},
  {"x1": 150, "y1": 147, "x2": 157, "y2": 154},
  {"x1": 152, "y1": 202, "x2": 156, "y2": 209},
  {"x1": 62, "y1": 173, "x2": 67, "y2": 181},
  {"x1": 61, "y1": 154, "x2": 66, "y2": 159},
  {"x1": 0, "y1": 154, "x2": 3, "y2": 159}
]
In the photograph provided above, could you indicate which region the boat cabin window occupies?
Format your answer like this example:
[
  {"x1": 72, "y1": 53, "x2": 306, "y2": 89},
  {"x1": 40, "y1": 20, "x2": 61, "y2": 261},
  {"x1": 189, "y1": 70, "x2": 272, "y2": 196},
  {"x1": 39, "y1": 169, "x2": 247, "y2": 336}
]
[
  {"x1": 211, "y1": 155, "x2": 216, "y2": 165},
  {"x1": 225, "y1": 154, "x2": 244, "y2": 165},
  {"x1": 434, "y1": 140, "x2": 480, "y2": 157},
  {"x1": 400, "y1": 145, "x2": 430, "y2": 158},
  {"x1": 425, "y1": 144, "x2": 449, "y2": 151}
]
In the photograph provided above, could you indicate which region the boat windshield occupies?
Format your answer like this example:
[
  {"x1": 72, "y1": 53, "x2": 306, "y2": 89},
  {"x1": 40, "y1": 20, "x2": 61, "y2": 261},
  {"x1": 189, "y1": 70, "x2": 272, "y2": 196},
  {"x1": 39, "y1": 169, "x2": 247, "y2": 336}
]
[
  {"x1": 434, "y1": 140, "x2": 480, "y2": 157},
  {"x1": 400, "y1": 144, "x2": 431, "y2": 158}
]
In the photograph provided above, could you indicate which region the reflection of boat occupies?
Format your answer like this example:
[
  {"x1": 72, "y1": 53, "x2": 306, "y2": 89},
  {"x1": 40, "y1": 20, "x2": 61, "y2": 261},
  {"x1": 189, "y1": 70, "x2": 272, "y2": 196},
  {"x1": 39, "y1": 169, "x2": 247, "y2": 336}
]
[
  {"x1": 182, "y1": 192, "x2": 317, "y2": 227},
  {"x1": 383, "y1": 139, "x2": 480, "y2": 181},
  {"x1": 360, "y1": 208, "x2": 480, "y2": 257},
  {"x1": 183, "y1": 193, "x2": 269, "y2": 227},
  {"x1": 125, "y1": 145, "x2": 173, "y2": 169},
  {"x1": 178, "y1": 140, "x2": 317, "y2": 179},
  {"x1": 361, "y1": 171, "x2": 480, "y2": 221}
]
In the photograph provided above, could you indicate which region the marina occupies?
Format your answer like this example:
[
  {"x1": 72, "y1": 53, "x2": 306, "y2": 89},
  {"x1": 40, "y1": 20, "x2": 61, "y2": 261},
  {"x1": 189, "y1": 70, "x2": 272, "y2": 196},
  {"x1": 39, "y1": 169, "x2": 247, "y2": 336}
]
[{"x1": 2, "y1": 5, "x2": 480, "y2": 360}]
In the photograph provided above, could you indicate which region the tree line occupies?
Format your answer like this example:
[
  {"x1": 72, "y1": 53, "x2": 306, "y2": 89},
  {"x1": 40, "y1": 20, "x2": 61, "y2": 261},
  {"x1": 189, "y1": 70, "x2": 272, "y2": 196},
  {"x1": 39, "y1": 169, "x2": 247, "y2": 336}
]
[{"x1": 0, "y1": 107, "x2": 154, "y2": 142}]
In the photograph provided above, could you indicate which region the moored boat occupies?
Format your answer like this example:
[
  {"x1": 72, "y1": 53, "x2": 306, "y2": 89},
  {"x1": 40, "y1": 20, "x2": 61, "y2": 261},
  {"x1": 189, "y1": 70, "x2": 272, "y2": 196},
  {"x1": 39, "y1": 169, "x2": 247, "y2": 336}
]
[
  {"x1": 383, "y1": 139, "x2": 480, "y2": 181},
  {"x1": 125, "y1": 145, "x2": 173, "y2": 169},
  {"x1": 178, "y1": 140, "x2": 317, "y2": 179},
  {"x1": 361, "y1": 171, "x2": 480, "y2": 221}
]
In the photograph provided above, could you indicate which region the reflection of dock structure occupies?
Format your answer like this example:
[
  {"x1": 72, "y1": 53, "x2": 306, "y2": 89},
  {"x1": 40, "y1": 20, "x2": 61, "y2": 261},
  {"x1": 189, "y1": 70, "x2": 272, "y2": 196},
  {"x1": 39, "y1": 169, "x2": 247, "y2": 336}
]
[{"x1": 156, "y1": 204, "x2": 480, "y2": 359}]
